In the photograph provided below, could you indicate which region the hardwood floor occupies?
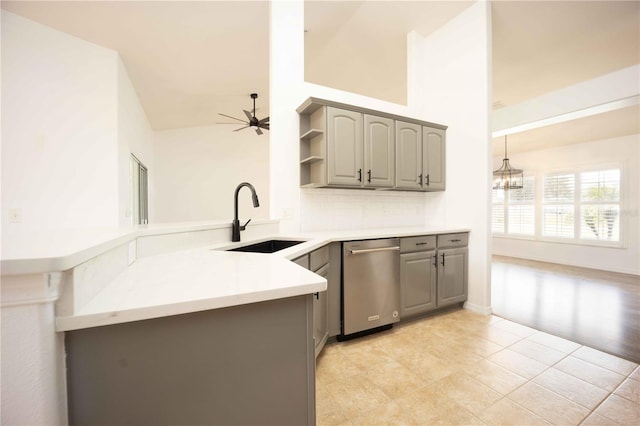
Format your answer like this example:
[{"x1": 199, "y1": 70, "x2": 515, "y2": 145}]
[{"x1": 491, "y1": 256, "x2": 640, "y2": 363}]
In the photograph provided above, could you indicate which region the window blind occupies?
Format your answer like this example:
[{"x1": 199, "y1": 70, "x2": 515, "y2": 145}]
[
  {"x1": 579, "y1": 169, "x2": 620, "y2": 241},
  {"x1": 543, "y1": 174, "x2": 575, "y2": 238},
  {"x1": 507, "y1": 176, "x2": 535, "y2": 235}
]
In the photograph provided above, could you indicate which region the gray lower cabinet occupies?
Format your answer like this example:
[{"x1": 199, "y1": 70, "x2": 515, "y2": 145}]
[
  {"x1": 400, "y1": 233, "x2": 468, "y2": 318},
  {"x1": 400, "y1": 250, "x2": 437, "y2": 317},
  {"x1": 65, "y1": 295, "x2": 316, "y2": 426},
  {"x1": 295, "y1": 245, "x2": 330, "y2": 358},
  {"x1": 436, "y1": 233, "x2": 469, "y2": 307},
  {"x1": 400, "y1": 235, "x2": 437, "y2": 318},
  {"x1": 313, "y1": 264, "x2": 329, "y2": 357}
]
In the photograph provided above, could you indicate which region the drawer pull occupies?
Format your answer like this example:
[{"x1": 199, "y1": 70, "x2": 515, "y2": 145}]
[
  {"x1": 416, "y1": 242, "x2": 428, "y2": 246},
  {"x1": 450, "y1": 239, "x2": 461, "y2": 243}
]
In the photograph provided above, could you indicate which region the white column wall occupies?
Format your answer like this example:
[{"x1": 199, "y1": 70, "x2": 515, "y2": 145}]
[
  {"x1": 413, "y1": 2, "x2": 493, "y2": 314},
  {"x1": 269, "y1": 0, "x2": 305, "y2": 232}
]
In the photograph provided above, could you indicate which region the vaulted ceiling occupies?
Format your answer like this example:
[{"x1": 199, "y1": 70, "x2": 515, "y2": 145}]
[{"x1": 2, "y1": 1, "x2": 638, "y2": 152}]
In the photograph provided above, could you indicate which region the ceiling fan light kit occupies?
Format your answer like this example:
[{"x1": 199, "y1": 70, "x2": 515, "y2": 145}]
[
  {"x1": 493, "y1": 135, "x2": 524, "y2": 190},
  {"x1": 218, "y1": 93, "x2": 270, "y2": 135}
]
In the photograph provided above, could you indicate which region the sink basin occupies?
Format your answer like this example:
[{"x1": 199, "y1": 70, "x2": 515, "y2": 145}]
[{"x1": 228, "y1": 239, "x2": 306, "y2": 254}]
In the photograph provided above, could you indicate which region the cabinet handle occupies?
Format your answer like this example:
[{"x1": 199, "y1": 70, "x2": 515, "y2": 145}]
[
  {"x1": 433, "y1": 254, "x2": 438, "y2": 267},
  {"x1": 357, "y1": 169, "x2": 362, "y2": 182},
  {"x1": 441, "y1": 253, "x2": 445, "y2": 266},
  {"x1": 350, "y1": 246, "x2": 400, "y2": 255},
  {"x1": 426, "y1": 174, "x2": 430, "y2": 186},
  {"x1": 367, "y1": 169, "x2": 372, "y2": 183},
  {"x1": 418, "y1": 174, "x2": 423, "y2": 186},
  {"x1": 450, "y1": 239, "x2": 461, "y2": 243},
  {"x1": 314, "y1": 292, "x2": 319, "y2": 300},
  {"x1": 416, "y1": 242, "x2": 428, "y2": 246}
]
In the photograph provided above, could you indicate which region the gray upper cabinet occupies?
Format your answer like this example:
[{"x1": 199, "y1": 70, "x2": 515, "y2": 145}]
[
  {"x1": 396, "y1": 122, "x2": 446, "y2": 192},
  {"x1": 364, "y1": 114, "x2": 395, "y2": 188},
  {"x1": 423, "y1": 126, "x2": 446, "y2": 191},
  {"x1": 297, "y1": 97, "x2": 446, "y2": 191},
  {"x1": 395, "y1": 121, "x2": 422, "y2": 190},
  {"x1": 327, "y1": 107, "x2": 363, "y2": 186}
]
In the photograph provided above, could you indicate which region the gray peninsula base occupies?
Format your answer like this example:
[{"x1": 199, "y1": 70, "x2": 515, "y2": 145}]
[{"x1": 65, "y1": 294, "x2": 316, "y2": 426}]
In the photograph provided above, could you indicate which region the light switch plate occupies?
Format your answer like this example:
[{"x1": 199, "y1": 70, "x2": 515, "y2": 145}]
[{"x1": 8, "y1": 208, "x2": 21, "y2": 223}]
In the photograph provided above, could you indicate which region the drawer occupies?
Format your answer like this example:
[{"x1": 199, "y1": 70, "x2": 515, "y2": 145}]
[
  {"x1": 437, "y1": 233, "x2": 469, "y2": 248},
  {"x1": 309, "y1": 245, "x2": 329, "y2": 271},
  {"x1": 400, "y1": 235, "x2": 436, "y2": 253},
  {"x1": 292, "y1": 254, "x2": 309, "y2": 270}
]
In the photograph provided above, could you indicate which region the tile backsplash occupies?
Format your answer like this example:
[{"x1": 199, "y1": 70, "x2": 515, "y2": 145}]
[{"x1": 300, "y1": 188, "x2": 445, "y2": 232}]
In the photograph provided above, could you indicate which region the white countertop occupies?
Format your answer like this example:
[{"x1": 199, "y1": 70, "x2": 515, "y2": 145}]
[
  {"x1": 1, "y1": 220, "x2": 278, "y2": 275},
  {"x1": 56, "y1": 248, "x2": 326, "y2": 331},
  {"x1": 4, "y1": 222, "x2": 469, "y2": 332}
]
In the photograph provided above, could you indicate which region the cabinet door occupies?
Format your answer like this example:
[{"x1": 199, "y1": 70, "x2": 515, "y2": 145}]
[
  {"x1": 437, "y1": 247, "x2": 468, "y2": 307},
  {"x1": 327, "y1": 107, "x2": 363, "y2": 186},
  {"x1": 400, "y1": 250, "x2": 437, "y2": 317},
  {"x1": 422, "y1": 127, "x2": 446, "y2": 191},
  {"x1": 395, "y1": 121, "x2": 422, "y2": 190},
  {"x1": 364, "y1": 114, "x2": 395, "y2": 188},
  {"x1": 313, "y1": 264, "x2": 329, "y2": 358}
]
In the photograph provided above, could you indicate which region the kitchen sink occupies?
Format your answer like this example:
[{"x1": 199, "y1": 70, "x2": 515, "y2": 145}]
[{"x1": 228, "y1": 239, "x2": 306, "y2": 253}]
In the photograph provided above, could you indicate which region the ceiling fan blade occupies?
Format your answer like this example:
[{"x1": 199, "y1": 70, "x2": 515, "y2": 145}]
[
  {"x1": 218, "y1": 113, "x2": 247, "y2": 124},
  {"x1": 233, "y1": 125, "x2": 249, "y2": 132},
  {"x1": 255, "y1": 127, "x2": 263, "y2": 135},
  {"x1": 259, "y1": 123, "x2": 269, "y2": 130},
  {"x1": 258, "y1": 116, "x2": 269, "y2": 124},
  {"x1": 243, "y1": 109, "x2": 253, "y2": 121}
]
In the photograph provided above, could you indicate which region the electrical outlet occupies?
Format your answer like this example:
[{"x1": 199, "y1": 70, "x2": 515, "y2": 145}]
[{"x1": 8, "y1": 208, "x2": 21, "y2": 223}]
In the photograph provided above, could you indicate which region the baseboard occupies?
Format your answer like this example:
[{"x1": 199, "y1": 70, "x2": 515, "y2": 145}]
[{"x1": 464, "y1": 301, "x2": 493, "y2": 316}]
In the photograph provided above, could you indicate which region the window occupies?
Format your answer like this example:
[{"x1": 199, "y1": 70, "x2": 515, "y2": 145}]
[
  {"x1": 543, "y1": 173, "x2": 575, "y2": 238},
  {"x1": 492, "y1": 188, "x2": 505, "y2": 234},
  {"x1": 507, "y1": 176, "x2": 535, "y2": 235},
  {"x1": 579, "y1": 169, "x2": 620, "y2": 242},
  {"x1": 130, "y1": 155, "x2": 149, "y2": 225},
  {"x1": 494, "y1": 165, "x2": 622, "y2": 246},
  {"x1": 492, "y1": 176, "x2": 534, "y2": 236}
]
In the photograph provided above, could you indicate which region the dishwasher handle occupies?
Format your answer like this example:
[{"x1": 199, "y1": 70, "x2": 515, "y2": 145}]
[{"x1": 349, "y1": 246, "x2": 400, "y2": 255}]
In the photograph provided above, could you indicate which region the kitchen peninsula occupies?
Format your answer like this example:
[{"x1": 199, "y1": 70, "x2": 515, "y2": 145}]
[{"x1": 2, "y1": 220, "x2": 469, "y2": 425}]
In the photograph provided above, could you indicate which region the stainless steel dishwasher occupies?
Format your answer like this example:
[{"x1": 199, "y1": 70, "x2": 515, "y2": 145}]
[{"x1": 340, "y1": 238, "x2": 400, "y2": 339}]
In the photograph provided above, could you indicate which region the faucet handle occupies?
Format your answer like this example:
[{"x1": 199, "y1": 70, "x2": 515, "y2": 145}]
[{"x1": 240, "y1": 218, "x2": 252, "y2": 231}]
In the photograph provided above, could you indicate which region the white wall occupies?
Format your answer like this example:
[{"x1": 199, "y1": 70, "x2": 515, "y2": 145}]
[
  {"x1": 493, "y1": 134, "x2": 640, "y2": 275},
  {"x1": 1, "y1": 11, "x2": 119, "y2": 236},
  {"x1": 117, "y1": 58, "x2": 155, "y2": 225},
  {"x1": 270, "y1": 1, "x2": 493, "y2": 312},
  {"x1": 1, "y1": 12, "x2": 156, "y2": 425},
  {"x1": 152, "y1": 125, "x2": 270, "y2": 223},
  {"x1": 411, "y1": 2, "x2": 493, "y2": 313}
]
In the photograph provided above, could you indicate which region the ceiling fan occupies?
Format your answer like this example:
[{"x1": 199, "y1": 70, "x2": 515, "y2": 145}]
[{"x1": 218, "y1": 93, "x2": 270, "y2": 135}]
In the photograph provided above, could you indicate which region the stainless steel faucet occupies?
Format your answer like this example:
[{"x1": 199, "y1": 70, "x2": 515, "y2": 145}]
[{"x1": 232, "y1": 182, "x2": 260, "y2": 242}]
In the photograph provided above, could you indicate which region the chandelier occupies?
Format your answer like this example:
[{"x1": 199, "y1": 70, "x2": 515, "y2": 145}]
[{"x1": 493, "y1": 135, "x2": 523, "y2": 190}]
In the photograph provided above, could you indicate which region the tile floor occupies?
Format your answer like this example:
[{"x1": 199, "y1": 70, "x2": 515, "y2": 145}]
[{"x1": 315, "y1": 309, "x2": 640, "y2": 425}]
